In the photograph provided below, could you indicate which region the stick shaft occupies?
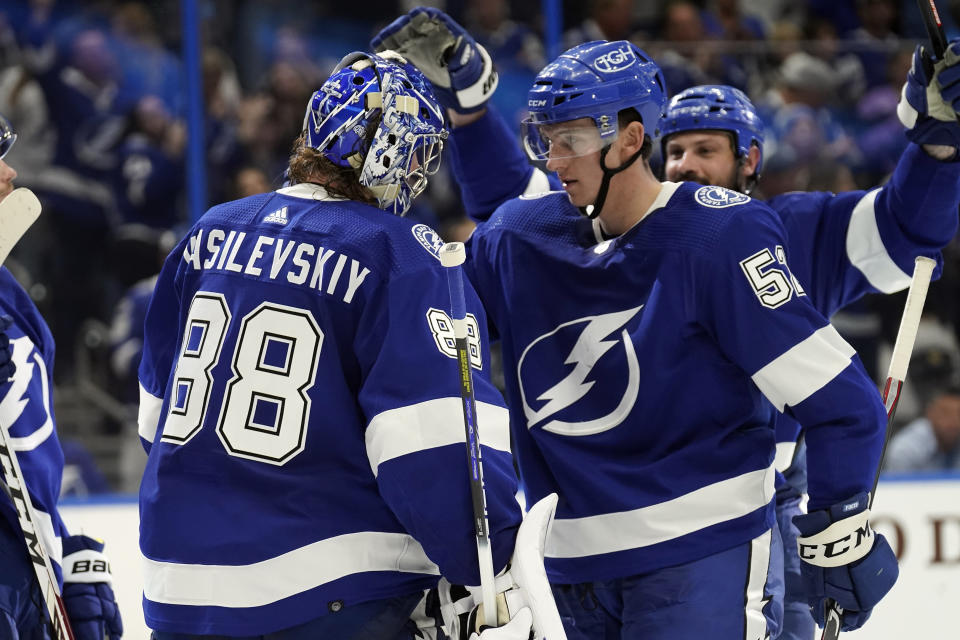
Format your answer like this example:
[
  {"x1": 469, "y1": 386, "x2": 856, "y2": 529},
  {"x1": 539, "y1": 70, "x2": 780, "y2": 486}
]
[
  {"x1": 821, "y1": 256, "x2": 936, "y2": 640},
  {"x1": 441, "y1": 242, "x2": 498, "y2": 628}
]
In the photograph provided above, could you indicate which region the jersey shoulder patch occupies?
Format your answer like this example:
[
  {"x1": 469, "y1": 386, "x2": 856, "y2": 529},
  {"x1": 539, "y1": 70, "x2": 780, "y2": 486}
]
[
  {"x1": 410, "y1": 223, "x2": 444, "y2": 262},
  {"x1": 694, "y1": 186, "x2": 751, "y2": 208}
]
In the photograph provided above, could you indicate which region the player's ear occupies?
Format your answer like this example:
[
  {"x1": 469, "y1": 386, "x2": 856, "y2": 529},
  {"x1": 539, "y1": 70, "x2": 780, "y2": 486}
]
[
  {"x1": 618, "y1": 121, "x2": 645, "y2": 157},
  {"x1": 742, "y1": 144, "x2": 761, "y2": 178}
]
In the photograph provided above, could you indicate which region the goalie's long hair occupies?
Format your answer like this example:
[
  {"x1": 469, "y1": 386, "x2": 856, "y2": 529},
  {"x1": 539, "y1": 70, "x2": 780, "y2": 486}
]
[{"x1": 286, "y1": 118, "x2": 380, "y2": 205}]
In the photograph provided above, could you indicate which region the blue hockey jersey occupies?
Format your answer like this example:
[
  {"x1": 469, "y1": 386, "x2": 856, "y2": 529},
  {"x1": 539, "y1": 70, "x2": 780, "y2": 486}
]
[
  {"x1": 137, "y1": 184, "x2": 521, "y2": 635},
  {"x1": 0, "y1": 267, "x2": 69, "y2": 586},
  {"x1": 449, "y1": 107, "x2": 960, "y2": 501},
  {"x1": 466, "y1": 181, "x2": 887, "y2": 584}
]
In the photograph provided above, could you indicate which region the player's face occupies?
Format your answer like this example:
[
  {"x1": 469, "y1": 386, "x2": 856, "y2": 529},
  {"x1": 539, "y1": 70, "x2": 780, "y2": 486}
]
[
  {"x1": 0, "y1": 158, "x2": 16, "y2": 202},
  {"x1": 543, "y1": 118, "x2": 606, "y2": 207},
  {"x1": 663, "y1": 131, "x2": 740, "y2": 190}
]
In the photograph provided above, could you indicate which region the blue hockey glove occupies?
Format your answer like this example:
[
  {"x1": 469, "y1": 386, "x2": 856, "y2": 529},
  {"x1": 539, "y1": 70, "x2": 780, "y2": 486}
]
[
  {"x1": 62, "y1": 535, "x2": 123, "y2": 640},
  {"x1": 0, "y1": 315, "x2": 14, "y2": 380},
  {"x1": 793, "y1": 492, "x2": 898, "y2": 632},
  {"x1": 371, "y1": 7, "x2": 498, "y2": 113},
  {"x1": 898, "y1": 40, "x2": 960, "y2": 148}
]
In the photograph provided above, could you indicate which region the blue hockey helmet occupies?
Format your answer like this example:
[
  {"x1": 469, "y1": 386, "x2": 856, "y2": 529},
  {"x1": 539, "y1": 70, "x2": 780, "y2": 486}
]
[
  {"x1": 660, "y1": 85, "x2": 765, "y2": 175},
  {"x1": 302, "y1": 51, "x2": 447, "y2": 215},
  {"x1": 0, "y1": 113, "x2": 16, "y2": 160},
  {"x1": 522, "y1": 40, "x2": 667, "y2": 162}
]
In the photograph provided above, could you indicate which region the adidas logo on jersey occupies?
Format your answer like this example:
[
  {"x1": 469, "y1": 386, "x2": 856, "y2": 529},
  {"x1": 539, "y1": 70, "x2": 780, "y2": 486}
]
[{"x1": 263, "y1": 206, "x2": 289, "y2": 225}]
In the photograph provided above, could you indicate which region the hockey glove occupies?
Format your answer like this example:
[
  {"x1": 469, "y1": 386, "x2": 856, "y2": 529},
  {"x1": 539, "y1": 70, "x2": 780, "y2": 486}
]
[
  {"x1": 436, "y1": 494, "x2": 566, "y2": 640},
  {"x1": 0, "y1": 315, "x2": 14, "y2": 380},
  {"x1": 898, "y1": 39, "x2": 960, "y2": 149},
  {"x1": 371, "y1": 7, "x2": 498, "y2": 113},
  {"x1": 62, "y1": 535, "x2": 123, "y2": 640},
  {"x1": 793, "y1": 492, "x2": 898, "y2": 632}
]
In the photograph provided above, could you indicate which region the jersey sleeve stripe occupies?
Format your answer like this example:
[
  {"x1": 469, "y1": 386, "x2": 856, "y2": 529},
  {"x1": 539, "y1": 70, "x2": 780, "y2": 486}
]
[
  {"x1": 8, "y1": 352, "x2": 54, "y2": 452},
  {"x1": 846, "y1": 188, "x2": 912, "y2": 293},
  {"x1": 545, "y1": 464, "x2": 775, "y2": 559},
  {"x1": 364, "y1": 398, "x2": 510, "y2": 477},
  {"x1": 774, "y1": 441, "x2": 798, "y2": 473},
  {"x1": 751, "y1": 325, "x2": 856, "y2": 411},
  {"x1": 142, "y1": 531, "x2": 439, "y2": 608},
  {"x1": 138, "y1": 383, "x2": 163, "y2": 443}
]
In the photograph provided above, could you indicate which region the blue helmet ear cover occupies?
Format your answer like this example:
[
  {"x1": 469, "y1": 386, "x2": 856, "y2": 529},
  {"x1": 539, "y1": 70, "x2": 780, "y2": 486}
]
[
  {"x1": 525, "y1": 40, "x2": 667, "y2": 145},
  {"x1": 660, "y1": 84, "x2": 765, "y2": 175}
]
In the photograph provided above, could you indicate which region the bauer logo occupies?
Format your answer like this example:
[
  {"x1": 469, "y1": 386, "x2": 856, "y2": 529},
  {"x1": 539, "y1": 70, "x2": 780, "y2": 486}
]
[
  {"x1": 411, "y1": 223, "x2": 444, "y2": 261},
  {"x1": 694, "y1": 186, "x2": 751, "y2": 208},
  {"x1": 593, "y1": 46, "x2": 636, "y2": 74}
]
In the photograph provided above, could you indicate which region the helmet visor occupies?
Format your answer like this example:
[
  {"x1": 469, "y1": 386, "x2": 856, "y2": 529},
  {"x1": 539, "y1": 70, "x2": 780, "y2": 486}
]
[{"x1": 521, "y1": 118, "x2": 610, "y2": 161}]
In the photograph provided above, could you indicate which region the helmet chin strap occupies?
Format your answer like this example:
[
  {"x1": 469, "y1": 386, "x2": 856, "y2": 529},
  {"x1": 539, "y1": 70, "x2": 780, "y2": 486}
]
[{"x1": 579, "y1": 145, "x2": 645, "y2": 219}]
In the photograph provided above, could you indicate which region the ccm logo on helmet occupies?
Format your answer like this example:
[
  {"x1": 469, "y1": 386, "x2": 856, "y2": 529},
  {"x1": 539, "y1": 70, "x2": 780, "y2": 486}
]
[
  {"x1": 593, "y1": 46, "x2": 636, "y2": 74},
  {"x1": 528, "y1": 99, "x2": 548, "y2": 107}
]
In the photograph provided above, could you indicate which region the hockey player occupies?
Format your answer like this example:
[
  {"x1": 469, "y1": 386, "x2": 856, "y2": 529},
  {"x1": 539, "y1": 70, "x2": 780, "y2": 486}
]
[
  {"x1": 658, "y1": 77, "x2": 960, "y2": 640},
  {"x1": 374, "y1": 10, "x2": 960, "y2": 638},
  {"x1": 136, "y1": 52, "x2": 562, "y2": 639},
  {"x1": 0, "y1": 113, "x2": 123, "y2": 638},
  {"x1": 373, "y1": 16, "x2": 899, "y2": 640}
]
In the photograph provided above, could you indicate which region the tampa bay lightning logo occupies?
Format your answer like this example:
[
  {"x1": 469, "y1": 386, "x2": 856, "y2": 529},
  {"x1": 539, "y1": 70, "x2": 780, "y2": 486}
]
[
  {"x1": 517, "y1": 306, "x2": 643, "y2": 436},
  {"x1": 695, "y1": 186, "x2": 751, "y2": 208},
  {"x1": 411, "y1": 223, "x2": 444, "y2": 261}
]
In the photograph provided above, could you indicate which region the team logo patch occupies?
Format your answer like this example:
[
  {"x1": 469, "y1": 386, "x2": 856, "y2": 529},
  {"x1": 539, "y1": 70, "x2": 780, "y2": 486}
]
[
  {"x1": 694, "y1": 186, "x2": 750, "y2": 208},
  {"x1": 517, "y1": 305, "x2": 644, "y2": 436},
  {"x1": 411, "y1": 223, "x2": 444, "y2": 261}
]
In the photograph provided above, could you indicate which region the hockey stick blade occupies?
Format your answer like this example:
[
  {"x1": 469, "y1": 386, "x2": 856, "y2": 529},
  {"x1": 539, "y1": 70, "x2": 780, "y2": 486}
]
[{"x1": 0, "y1": 188, "x2": 41, "y2": 266}]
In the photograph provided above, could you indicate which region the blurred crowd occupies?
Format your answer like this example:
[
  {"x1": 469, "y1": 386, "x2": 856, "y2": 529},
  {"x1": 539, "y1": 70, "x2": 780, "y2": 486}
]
[{"x1": 0, "y1": 0, "x2": 958, "y2": 492}]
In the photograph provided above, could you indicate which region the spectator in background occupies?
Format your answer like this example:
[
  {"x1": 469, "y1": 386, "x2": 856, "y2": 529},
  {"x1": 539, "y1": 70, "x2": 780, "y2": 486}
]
[
  {"x1": 885, "y1": 383, "x2": 960, "y2": 472},
  {"x1": 563, "y1": 0, "x2": 635, "y2": 48},
  {"x1": 110, "y1": 1, "x2": 181, "y2": 113},
  {"x1": 848, "y1": 0, "x2": 901, "y2": 89},
  {"x1": 655, "y1": 0, "x2": 748, "y2": 93},
  {"x1": 464, "y1": 0, "x2": 544, "y2": 72},
  {"x1": 202, "y1": 47, "x2": 246, "y2": 205},
  {"x1": 232, "y1": 165, "x2": 271, "y2": 200},
  {"x1": 805, "y1": 16, "x2": 867, "y2": 105},
  {"x1": 702, "y1": 0, "x2": 766, "y2": 41},
  {"x1": 112, "y1": 94, "x2": 185, "y2": 230},
  {"x1": 856, "y1": 45, "x2": 913, "y2": 178}
]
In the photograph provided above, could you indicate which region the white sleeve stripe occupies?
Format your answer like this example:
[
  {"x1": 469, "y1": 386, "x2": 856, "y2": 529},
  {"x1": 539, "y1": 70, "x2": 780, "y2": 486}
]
[
  {"x1": 138, "y1": 383, "x2": 163, "y2": 443},
  {"x1": 751, "y1": 325, "x2": 856, "y2": 411},
  {"x1": 774, "y1": 441, "x2": 798, "y2": 473},
  {"x1": 365, "y1": 398, "x2": 510, "y2": 477},
  {"x1": 846, "y1": 189, "x2": 912, "y2": 294},
  {"x1": 9, "y1": 352, "x2": 54, "y2": 452},
  {"x1": 143, "y1": 530, "x2": 439, "y2": 608},
  {"x1": 522, "y1": 169, "x2": 552, "y2": 197}
]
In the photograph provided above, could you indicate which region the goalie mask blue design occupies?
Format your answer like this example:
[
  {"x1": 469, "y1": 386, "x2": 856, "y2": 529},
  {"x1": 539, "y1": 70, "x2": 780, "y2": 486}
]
[
  {"x1": 521, "y1": 40, "x2": 666, "y2": 161},
  {"x1": 0, "y1": 112, "x2": 16, "y2": 159},
  {"x1": 661, "y1": 85, "x2": 766, "y2": 175},
  {"x1": 302, "y1": 51, "x2": 447, "y2": 215}
]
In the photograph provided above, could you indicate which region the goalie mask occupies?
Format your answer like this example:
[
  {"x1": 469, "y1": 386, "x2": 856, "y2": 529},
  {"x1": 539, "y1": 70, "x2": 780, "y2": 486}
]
[{"x1": 302, "y1": 51, "x2": 447, "y2": 216}]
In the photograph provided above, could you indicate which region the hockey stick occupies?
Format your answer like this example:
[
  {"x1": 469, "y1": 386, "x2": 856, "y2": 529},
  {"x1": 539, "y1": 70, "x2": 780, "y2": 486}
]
[
  {"x1": 917, "y1": 0, "x2": 949, "y2": 58},
  {"x1": 821, "y1": 256, "x2": 937, "y2": 640},
  {"x1": 0, "y1": 187, "x2": 75, "y2": 639},
  {"x1": 440, "y1": 241, "x2": 499, "y2": 629}
]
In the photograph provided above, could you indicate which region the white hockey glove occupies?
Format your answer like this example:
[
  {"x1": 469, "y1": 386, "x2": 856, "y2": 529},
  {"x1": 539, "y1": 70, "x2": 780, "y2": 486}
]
[
  {"x1": 436, "y1": 494, "x2": 566, "y2": 640},
  {"x1": 370, "y1": 7, "x2": 498, "y2": 113}
]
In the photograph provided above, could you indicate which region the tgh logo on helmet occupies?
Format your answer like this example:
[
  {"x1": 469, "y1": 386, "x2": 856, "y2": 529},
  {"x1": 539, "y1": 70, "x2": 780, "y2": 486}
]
[{"x1": 593, "y1": 45, "x2": 636, "y2": 74}]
